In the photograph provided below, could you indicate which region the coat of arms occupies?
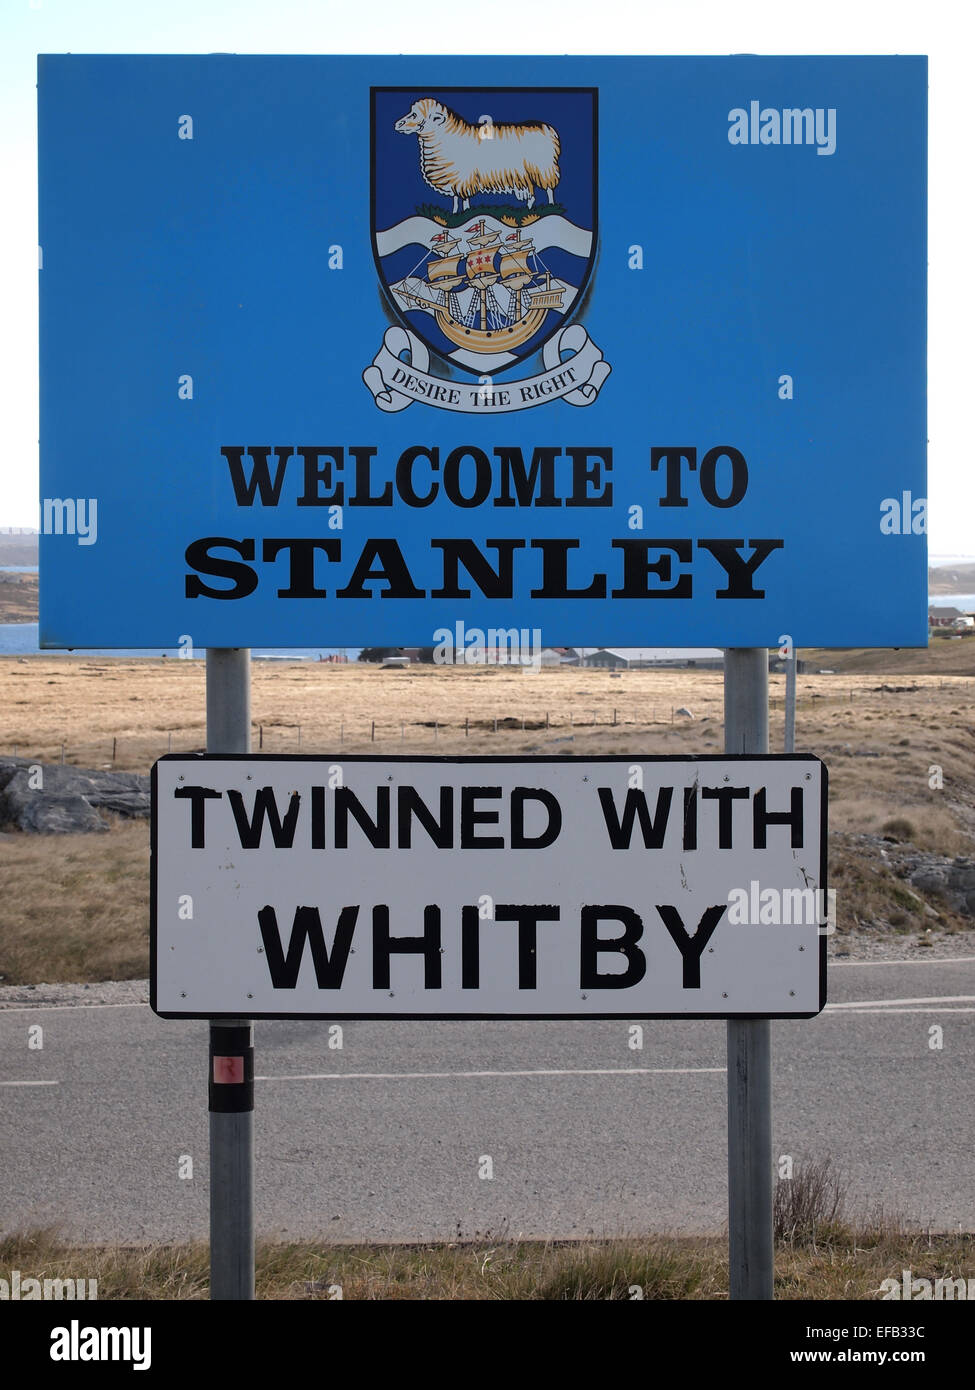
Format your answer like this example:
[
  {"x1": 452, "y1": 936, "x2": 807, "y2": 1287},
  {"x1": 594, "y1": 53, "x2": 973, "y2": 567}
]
[{"x1": 364, "y1": 87, "x2": 610, "y2": 413}]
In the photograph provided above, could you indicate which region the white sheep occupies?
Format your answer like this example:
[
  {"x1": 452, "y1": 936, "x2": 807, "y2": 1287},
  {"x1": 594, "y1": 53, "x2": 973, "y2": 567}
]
[{"x1": 394, "y1": 98, "x2": 561, "y2": 214}]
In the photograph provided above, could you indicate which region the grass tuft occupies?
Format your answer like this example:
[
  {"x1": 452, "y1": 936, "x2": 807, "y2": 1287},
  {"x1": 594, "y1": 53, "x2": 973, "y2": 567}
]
[{"x1": 774, "y1": 1156, "x2": 847, "y2": 1247}]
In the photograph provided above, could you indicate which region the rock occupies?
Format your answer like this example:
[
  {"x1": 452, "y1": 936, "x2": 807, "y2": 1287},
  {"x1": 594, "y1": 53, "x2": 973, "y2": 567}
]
[
  {"x1": 0, "y1": 758, "x2": 150, "y2": 834},
  {"x1": 909, "y1": 855, "x2": 975, "y2": 918},
  {"x1": 14, "y1": 793, "x2": 107, "y2": 834},
  {"x1": 674, "y1": 707, "x2": 693, "y2": 718}
]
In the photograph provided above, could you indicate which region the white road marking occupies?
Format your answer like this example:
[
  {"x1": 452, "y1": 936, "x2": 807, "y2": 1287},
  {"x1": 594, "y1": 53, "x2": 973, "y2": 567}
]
[
  {"x1": 830, "y1": 956, "x2": 975, "y2": 967},
  {"x1": 823, "y1": 1007, "x2": 975, "y2": 1016},
  {"x1": 256, "y1": 1066, "x2": 727, "y2": 1082},
  {"x1": 825, "y1": 995, "x2": 975, "y2": 1009},
  {"x1": 0, "y1": 1080, "x2": 59, "y2": 1087}
]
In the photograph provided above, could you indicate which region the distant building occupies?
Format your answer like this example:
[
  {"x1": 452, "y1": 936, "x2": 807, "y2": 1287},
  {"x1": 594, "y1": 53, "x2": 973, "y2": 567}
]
[
  {"x1": 539, "y1": 647, "x2": 579, "y2": 667},
  {"x1": 582, "y1": 648, "x2": 724, "y2": 670},
  {"x1": 929, "y1": 607, "x2": 973, "y2": 629},
  {"x1": 583, "y1": 649, "x2": 628, "y2": 669}
]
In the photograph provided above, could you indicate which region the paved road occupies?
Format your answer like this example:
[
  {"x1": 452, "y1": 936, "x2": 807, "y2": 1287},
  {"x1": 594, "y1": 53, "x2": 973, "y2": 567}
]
[{"x1": 1, "y1": 957, "x2": 973, "y2": 1242}]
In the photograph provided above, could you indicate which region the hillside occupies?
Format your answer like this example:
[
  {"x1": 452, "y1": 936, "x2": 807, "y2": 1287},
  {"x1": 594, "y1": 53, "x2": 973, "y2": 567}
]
[
  {"x1": 0, "y1": 531, "x2": 38, "y2": 567},
  {"x1": 804, "y1": 638, "x2": 975, "y2": 676},
  {"x1": 929, "y1": 562, "x2": 975, "y2": 595},
  {"x1": 0, "y1": 572, "x2": 38, "y2": 623}
]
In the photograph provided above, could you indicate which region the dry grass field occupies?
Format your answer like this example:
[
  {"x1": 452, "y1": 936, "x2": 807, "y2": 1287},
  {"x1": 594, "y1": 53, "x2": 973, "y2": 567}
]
[
  {"x1": 0, "y1": 820, "x2": 148, "y2": 984},
  {"x1": 1, "y1": 654, "x2": 974, "y2": 982},
  {"x1": 3, "y1": 1222, "x2": 970, "y2": 1300},
  {"x1": 2, "y1": 652, "x2": 973, "y2": 767}
]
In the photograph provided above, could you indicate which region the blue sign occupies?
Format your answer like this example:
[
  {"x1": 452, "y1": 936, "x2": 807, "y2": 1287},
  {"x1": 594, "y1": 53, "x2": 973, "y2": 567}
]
[{"x1": 38, "y1": 55, "x2": 927, "y2": 649}]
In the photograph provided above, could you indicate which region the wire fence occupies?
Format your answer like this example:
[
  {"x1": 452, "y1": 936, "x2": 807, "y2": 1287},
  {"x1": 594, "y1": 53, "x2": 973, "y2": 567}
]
[
  {"x1": 4, "y1": 678, "x2": 971, "y2": 772},
  {"x1": 1, "y1": 702, "x2": 733, "y2": 768}
]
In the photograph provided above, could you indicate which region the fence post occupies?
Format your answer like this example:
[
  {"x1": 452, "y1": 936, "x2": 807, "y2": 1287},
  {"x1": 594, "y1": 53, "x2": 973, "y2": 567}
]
[{"x1": 785, "y1": 649, "x2": 797, "y2": 754}]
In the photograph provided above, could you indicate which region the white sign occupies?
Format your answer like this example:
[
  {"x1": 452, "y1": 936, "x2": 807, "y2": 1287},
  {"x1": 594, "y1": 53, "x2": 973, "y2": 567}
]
[{"x1": 151, "y1": 755, "x2": 827, "y2": 1019}]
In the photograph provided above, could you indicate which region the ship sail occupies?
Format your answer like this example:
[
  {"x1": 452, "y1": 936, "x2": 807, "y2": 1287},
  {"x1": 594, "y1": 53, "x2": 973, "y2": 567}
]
[
  {"x1": 429, "y1": 233, "x2": 460, "y2": 256},
  {"x1": 427, "y1": 254, "x2": 465, "y2": 290},
  {"x1": 466, "y1": 219, "x2": 503, "y2": 250},
  {"x1": 498, "y1": 251, "x2": 533, "y2": 287},
  {"x1": 466, "y1": 247, "x2": 500, "y2": 288}
]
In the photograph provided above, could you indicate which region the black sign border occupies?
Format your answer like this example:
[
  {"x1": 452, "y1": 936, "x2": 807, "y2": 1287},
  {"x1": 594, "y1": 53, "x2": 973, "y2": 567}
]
[{"x1": 150, "y1": 753, "x2": 828, "y2": 1021}]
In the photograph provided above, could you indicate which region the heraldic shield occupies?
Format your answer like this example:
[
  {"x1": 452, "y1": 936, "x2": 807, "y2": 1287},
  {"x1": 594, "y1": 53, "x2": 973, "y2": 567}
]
[{"x1": 366, "y1": 87, "x2": 607, "y2": 414}]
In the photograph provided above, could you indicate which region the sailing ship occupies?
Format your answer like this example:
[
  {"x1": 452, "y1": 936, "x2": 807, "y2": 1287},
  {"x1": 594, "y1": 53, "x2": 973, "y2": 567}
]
[{"x1": 394, "y1": 220, "x2": 566, "y2": 353}]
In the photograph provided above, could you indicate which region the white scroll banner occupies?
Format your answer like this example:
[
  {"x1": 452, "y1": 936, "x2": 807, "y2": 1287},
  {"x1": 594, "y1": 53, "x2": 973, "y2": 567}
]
[{"x1": 362, "y1": 324, "x2": 611, "y2": 413}]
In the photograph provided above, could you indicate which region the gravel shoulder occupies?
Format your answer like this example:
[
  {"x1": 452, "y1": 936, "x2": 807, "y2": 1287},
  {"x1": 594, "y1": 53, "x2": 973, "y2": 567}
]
[
  {"x1": 827, "y1": 927, "x2": 975, "y2": 962},
  {"x1": 0, "y1": 978, "x2": 150, "y2": 1009}
]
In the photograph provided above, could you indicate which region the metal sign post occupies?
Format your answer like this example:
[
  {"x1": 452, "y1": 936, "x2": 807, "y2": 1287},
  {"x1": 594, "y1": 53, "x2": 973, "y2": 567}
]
[
  {"x1": 205, "y1": 648, "x2": 254, "y2": 1301},
  {"x1": 724, "y1": 647, "x2": 773, "y2": 1300}
]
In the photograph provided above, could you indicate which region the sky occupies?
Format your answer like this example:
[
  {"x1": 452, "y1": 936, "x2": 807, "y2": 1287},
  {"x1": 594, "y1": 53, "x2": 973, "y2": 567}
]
[{"x1": 1, "y1": 0, "x2": 969, "y2": 558}]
